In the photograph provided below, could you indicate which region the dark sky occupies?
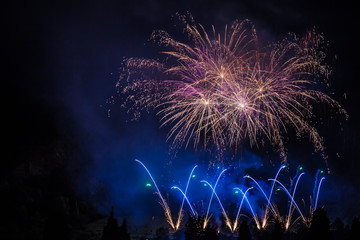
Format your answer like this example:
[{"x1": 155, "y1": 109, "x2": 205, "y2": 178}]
[{"x1": 3, "y1": 0, "x2": 360, "y2": 229}]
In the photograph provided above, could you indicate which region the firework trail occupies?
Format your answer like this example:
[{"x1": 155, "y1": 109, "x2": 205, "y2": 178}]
[
  {"x1": 202, "y1": 169, "x2": 227, "y2": 229},
  {"x1": 312, "y1": 169, "x2": 326, "y2": 212},
  {"x1": 135, "y1": 159, "x2": 176, "y2": 229},
  {"x1": 289, "y1": 166, "x2": 302, "y2": 196},
  {"x1": 136, "y1": 160, "x2": 198, "y2": 231},
  {"x1": 261, "y1": 164, "x2": 286, "y2": 228},
  {"x1": 288, "y1": 166, "x2": 303, "y2": 208},
  {"x1": 269, "y1": 178, "x2": 306, "y2": 223},
  {"x1": 119, "y1": 14, "x2": 346, "y2": 163},
  {"x1": 172, "y1": 165, "x2": 198, "y2": 229},
  {"x1": 233, "y1": 187, "x2": 253, "y2": 231},
  {"x1": 234, "y1": 187, "x2": 261, "y2": 230},
  {"x1": 312, "y1": 169, "x2": 321, "y2": 209},
  {"x1": 171, "y1": 186, "x2": 196, "y2": 216},
  {"x1": 285, "y1": 172, "x2": 305, "y2": 230},
  {"x1": 314, "y1": 176, "x2": 325, "y2": 211},
  {"x1": 201, "y1": 180, "x2": 233, "y2": 231},
  {"x1": 244, "y1": 174, "x2": 276, "y2": 214}
]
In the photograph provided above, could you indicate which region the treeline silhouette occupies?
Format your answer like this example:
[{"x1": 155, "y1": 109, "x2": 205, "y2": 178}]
[
  {"x1": 101, "y1": 207, "x2": 130, "y2": 240},
  {"x1": 100, "y1": 207, "x2": 359, "y2": 240}
]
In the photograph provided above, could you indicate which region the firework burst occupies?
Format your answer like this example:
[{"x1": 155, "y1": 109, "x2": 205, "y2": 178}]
[{"x1": 118, "y1": 14, "x2": 346, "y2": 163}]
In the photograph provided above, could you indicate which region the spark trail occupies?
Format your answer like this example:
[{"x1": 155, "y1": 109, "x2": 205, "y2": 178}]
[
  {"x1": 268, "y1": 178, "x2": 306, "y2": 223},
  {"x1": 171, "y1": 186, "x2": 196, "y2": 216},
  {"x1": 201, "y1": 180, "x2": 233, "y2": 231},
  {"x1": 285, "y1": 172, "x2": 305, "y2": 230},
  {"x1": 172, "y1": 165, "x2": 198, "y2": 229},
  {"x1": 202, "y1": 169, "x2": 227, "y2": 229},
  {"x1": 314, "y1": 176, "x2": 325, "y2": 211},
  {"x1": 244, "y1": 175, "x2": 276, "y2": 218},
  {"x1": 233, "y1": 187, "x2": 253, "y2": 231},
  {"x1": 262, "y1": 164, "x2": 286, "y2": 228},
  {"x1": 234, "y1": 187, "x2": 261, "y2": 229},
  {"x1": 135, "y1": 159, "x2": 176, "y2": 229}
]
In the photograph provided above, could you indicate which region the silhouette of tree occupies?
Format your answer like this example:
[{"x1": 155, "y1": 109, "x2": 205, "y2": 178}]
[
  {"x1": 119, "y1": 218, "x2": 131, "y2": 240},
  {"x1": 309, "y1": 208, "x2": 332, "y2": 240},
  {"x1": 237, "y1": 220, "x2": 252, "y2": 240},
  {"x1": 272, "y1": 218, "x2": 283, "y2": 240},
  {"x1": 252, "y1": 226, "x2": 267, "y2": 240},
  {"x1": 101, "y1": 206, "x2": 121, "y2": 240},
  {"x1": 348, "y1": 217, "x2": 360, "y2": 240},
  {"x1": 184, "y1": 214, "x2": 200, "y2": 240},
  {"x1": 200, "y1": 227, "x2": 220, "y2": 240},
  {"x1": 292, "y1": 222, "x2": 309, "y2": 240},
  {"x1": 331, "y1": 218, "x2": 345, "y2": 240},
  {"x1": 201, "y1": 224, "x2": 219, "y2": 240}
]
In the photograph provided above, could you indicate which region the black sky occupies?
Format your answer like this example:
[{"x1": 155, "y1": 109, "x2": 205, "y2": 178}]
[{"x1": 3, "y1": 0, "x2": 360, "y2": 229}]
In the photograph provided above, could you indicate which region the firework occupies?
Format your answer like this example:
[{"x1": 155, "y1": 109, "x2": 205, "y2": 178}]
[
  {"x1": 119, "y1": 14, "x2": 346, "y2": 163},
  {"x1": 136, "y1": 161, "x2": 327, "y2": 232},
  {"x1": 244, "y1": 174, "x2": 276, "y2": 226},
  {"x1": 233, "y1": 187, "x2": 261, "y2": 230},
  {"x1": 171, "y1": 186, "x2": 196, "y2": 216},
  {"x1": 314, "y1": 176, "x2": 326, "y2": 211},
  {"x1": 135, "y1": 160, "x2": 197, "y2": 231},
  {"x1": 172, "y1": 164, "x2": 198, "y2": 229},
  {"x1": 135, "y1": 159, "x2": 176, "y2": 229},
  {"x1": 232, "y1": 187, "x2": 253, "y2": 231},
  {"x1": 202, "y1": 169, "x2": 228, "y2": 229},
  {"x1": 244, "y1": 175, "x2": 275, "y2": 213},
  {"x1": 262, "y1": 164, "x2": 286, "y2": 227},
  {"x1": 269, "y1": 179, "x2": 306, "y2": 222},
  {"x1": 285, "y1": 172, "x2": 305, "y2": 230},
  {"x1": 312, "y1": 169, "x2": 325, "y2": 210},
  {"x1": 201, "y1": 179, "x2": 233, "y2": 231}
]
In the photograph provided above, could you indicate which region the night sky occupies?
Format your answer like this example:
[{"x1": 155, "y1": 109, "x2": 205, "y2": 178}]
[{"x1": 3, "y1": 0, "x2": 360, "y2": 234}]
